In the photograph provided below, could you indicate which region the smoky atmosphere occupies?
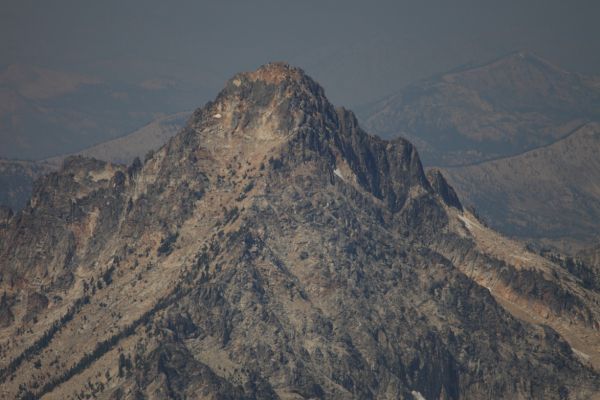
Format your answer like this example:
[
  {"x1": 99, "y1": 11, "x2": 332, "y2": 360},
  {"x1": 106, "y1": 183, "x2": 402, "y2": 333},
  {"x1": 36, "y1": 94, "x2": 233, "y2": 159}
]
[{"x1": 1, "y1": 2, "x2": 600, "y2": 399}]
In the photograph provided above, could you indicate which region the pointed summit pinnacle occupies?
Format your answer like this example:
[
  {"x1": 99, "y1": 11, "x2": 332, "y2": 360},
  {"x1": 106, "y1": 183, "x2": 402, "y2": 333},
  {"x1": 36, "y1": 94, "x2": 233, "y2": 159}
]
[
  {"x1": 239, "y1": 61, "x2": 308, "y2": 85},
  {"x1": 189, "y1": 62, "x2": 335, "y2": 145},
  {"x1": 220, "y1": 61, "x2": 327, "y2": 103}
]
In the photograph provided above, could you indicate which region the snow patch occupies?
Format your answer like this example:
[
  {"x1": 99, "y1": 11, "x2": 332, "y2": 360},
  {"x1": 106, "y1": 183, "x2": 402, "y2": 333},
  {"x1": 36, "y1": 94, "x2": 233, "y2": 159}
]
[
  {"x1": 457, "y1": 214, "x2": 473, "y2": 231},
  {"x1": 213, "y1": 113, "x2": 222, "y2": 119},
  {"x1": 333, "y1": 168, "x2": 344, "y2": 180},
  {"x1": 411, "y1": 391, "x2": 426, "y2": 400}
]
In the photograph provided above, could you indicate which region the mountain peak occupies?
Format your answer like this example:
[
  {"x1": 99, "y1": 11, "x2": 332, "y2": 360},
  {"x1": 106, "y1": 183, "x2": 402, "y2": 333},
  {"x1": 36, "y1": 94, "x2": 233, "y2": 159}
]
[
  {"x1": 162, "y1": 63, "x2": 431, "y2": 215},
  {"x1": 223, "y1": 62, "x2": 322, "y2": 96},
  {"x1": 2, "y1": 62, "x2": 600, "y2": 399},
  {"x1": 186, "y1": 62, "x2": 334, "y2": 156},
  {"x1": 498, "y1": 50, "x2": 566, "y2": 72},
  {"x1": 239, "y1": 61, "x2": 307, "y2": 85},
  {"x1": 219, "y1": 62, "x2": 327, "y2": 107},
  {"x1": 505, "y1": 49, "x2": 545, "y2": 61}
]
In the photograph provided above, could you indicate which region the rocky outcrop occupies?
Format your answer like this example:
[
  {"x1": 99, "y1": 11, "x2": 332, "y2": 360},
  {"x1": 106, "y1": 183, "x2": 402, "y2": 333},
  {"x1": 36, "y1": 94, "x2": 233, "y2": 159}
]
[{"x1": 426, "y1": 169, "x2": 462, "y2": 211}]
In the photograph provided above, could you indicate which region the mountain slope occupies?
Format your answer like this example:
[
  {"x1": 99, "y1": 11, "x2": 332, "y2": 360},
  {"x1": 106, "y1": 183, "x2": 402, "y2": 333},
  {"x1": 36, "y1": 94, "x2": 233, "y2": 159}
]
[
  {"x1": 359, "y1": 51, "x2": 600, "y2": 166},
  {"x1": 441, "y1": 122, "x2": 600, "y2": 250},
  {"x1": 0, "y1": 63, "x2": 598, "y2": 399}
]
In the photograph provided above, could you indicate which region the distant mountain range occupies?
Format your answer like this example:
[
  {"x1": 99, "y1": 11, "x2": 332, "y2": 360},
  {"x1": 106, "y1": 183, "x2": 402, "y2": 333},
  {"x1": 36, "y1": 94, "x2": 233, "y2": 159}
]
[
  {"x1": 44, "y1": 112, "x2": 191, "y2": 165},
  {"x1": 359, "y1": 51, "x2": 600, "y2": 167},
  {"x1": 443, "y1": 122, "x2": 600, "y2": 251},
  {"x1": 0, "y1": 64, "x2": 206, "y2": 160},
  {"x1": 360, "y1": 51, "x2": 600, "y2": 252}
]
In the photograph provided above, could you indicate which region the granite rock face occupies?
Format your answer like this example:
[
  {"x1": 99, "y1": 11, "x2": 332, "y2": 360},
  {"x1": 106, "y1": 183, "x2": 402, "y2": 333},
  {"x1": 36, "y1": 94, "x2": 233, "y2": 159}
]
[{"x1": 0, "y1": 63, "x2": 599, "y2": 399}]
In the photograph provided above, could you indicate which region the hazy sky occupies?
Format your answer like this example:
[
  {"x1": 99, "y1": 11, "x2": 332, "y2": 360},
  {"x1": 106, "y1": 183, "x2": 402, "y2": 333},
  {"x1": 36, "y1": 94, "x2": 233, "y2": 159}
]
[{"x1": 2, "y1": 0, "x2": 600, "y2": 106}]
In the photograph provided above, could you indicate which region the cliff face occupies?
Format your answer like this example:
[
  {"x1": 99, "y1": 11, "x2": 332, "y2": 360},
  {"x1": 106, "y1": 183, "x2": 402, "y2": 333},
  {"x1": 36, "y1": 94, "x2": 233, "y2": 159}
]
[{"x1": 0, "y1": 63, "x2": 598, "y2": 399}]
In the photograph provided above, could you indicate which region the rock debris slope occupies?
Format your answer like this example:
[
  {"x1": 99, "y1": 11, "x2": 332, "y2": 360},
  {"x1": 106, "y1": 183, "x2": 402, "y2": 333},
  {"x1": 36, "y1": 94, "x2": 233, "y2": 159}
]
[{"x1": 0, "y1": 63, "x2": 599, "y2": 399}]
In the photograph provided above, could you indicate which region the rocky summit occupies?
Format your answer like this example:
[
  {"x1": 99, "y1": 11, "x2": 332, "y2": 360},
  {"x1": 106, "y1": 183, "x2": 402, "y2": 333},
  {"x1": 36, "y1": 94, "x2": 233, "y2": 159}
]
[{"x1": 0, "y1": 63, "x2": 599, "y2": 399}]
